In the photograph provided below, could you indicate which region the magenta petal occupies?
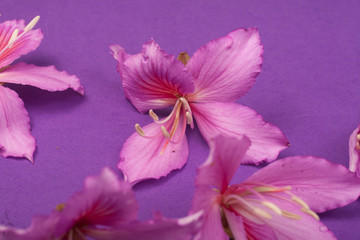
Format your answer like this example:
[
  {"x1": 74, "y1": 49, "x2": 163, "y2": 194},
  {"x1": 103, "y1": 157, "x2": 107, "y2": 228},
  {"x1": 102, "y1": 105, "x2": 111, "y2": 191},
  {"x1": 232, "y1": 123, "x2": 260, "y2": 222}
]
[
  {"x1": 223, "y1": 208, "x2": 247, "y2": 240},
  {"x1": 0, "y1": 85, "x2": 35, "y2": 161},
  {"x1": 349, "y1": 125, "x2": 360, "y2": 176},
  {"x1": 195, "y1": 135, "x2": 250, "y2": 192},
  {"x1": 0, "y1": 19, "x2": 43, "y2": 69},
  {"x1": 55, "y1": 167, "x2": 138, "y2": 236},
  {"x1": 119, "y1": 120, "x2": 188, "y2": 184},
  {"x1": 192, "y1": 102, "x2": 288, "y2": 164},
  {"x1": 186, "y1": 28, "x2": 263, "y2": 102},
  {"x1": 246, "y1": 156, "x2": 360, "y2": 213},
  {"x1": 110, "y1": 40, "x2": 194, "y2": 113},
  {"x1": 0, "y1": 63, "x2": 84, "y2": 95}
]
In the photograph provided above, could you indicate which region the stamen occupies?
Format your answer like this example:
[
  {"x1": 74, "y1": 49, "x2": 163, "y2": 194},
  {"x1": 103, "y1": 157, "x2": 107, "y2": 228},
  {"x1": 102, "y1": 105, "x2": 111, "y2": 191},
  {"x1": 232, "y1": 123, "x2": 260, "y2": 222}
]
[
  {"x1": 161, "y1": 126, "x2": 171, "y2": 138},
  {"x1": 135, "y1": 124, "x2": 145, "y2": 137},
  {"x1": 301, "y1": 208, "x2": 320, "y2": 220},
  {"x1": 149, "y1": 109, "x2": 159, "y2": 121},
  {"x1": 24, "y1": 15, "x2": 40, "y2": 32},
  {"x1": 253, "y1": 186, "x2": 291, "y2": 193},
  {"x1": 281, "y1": 210, "x2": 301, "y2": 220},
  {"x1": 291, "y1": 196, "x2": 310, "y2": 210},
  {"x1": 253, "y1": 207, "x2": 272, "y2": 219},
  {"x1": 356, "y1": 141, "x2": 360, "y2": 151},
  {"x1": 185, "y1": 111, "x2": 193, "y2": 125},
  {"x1": 177, "y1": 52, "x2": 190, "y2": 65},
  {"x1": 55, "y1": 203, "x2": 66, "y2": 211},
  {"x1": 357, "y1": 133, "x2": 360, "y2": 141},
  {"x1": 261, "y1": 201, "x2": 282, "y2": 215},
  {"x1": 8, "y1": 29, "x2": 18, "y2": 48}
]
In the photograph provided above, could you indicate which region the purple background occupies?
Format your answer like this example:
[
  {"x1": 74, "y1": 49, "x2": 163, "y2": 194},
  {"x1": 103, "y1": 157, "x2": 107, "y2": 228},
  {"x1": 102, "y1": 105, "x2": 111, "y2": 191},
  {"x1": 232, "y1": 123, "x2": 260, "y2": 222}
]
[{"x1": 1, "y1": 0, "x2": 360, "y2": 238}]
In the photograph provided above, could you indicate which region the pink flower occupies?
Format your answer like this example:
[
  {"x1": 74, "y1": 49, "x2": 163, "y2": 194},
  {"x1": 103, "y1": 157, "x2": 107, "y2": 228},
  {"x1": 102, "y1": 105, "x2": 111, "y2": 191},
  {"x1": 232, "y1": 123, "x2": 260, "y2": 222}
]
[
  {"x1": 0, "y1": 167, "x2": 201, "y2": 240},
  {"x1": 110, "y1": 28, "x2": 288, "y2": 184},
  {"x1": 0, "y1": 16, "x2": 84, "y2": 162},
  {"x1": 349, "y1": 125, "x2": 360, "y2": 177},
  {"x1": 191, "y1": 135, "x2": 360, "y2": 240}
]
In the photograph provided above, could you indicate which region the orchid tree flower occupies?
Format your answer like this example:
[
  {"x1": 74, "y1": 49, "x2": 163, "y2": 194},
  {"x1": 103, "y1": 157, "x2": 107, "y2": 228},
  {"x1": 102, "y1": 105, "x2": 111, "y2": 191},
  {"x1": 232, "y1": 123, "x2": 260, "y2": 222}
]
[
  {"x1": 349, "y1": 124, "x2": 360, "y2": 177},
  {"x1": 0, "y1": 16, "x2": 84, "y2": 162},
  {"x1": 110, "y1": 28, "x2": 288, "y2": 183},
  {"x1": 191, "y1": 135, "x2": 360, "y2": 240},
  {"x1": 0, "y1": 167, "x2": 202, "y2": 240}
]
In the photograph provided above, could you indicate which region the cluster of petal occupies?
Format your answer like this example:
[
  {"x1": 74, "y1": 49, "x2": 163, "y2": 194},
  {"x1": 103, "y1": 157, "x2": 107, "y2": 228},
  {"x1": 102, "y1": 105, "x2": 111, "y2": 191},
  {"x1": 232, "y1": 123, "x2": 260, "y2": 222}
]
[
  {"x1": 0, "y1": 17, "x2": 84, "y2": 162},
  {"x1": 349, "y1": 125, "x2": 360, "y2": 177},
  {"x1": 111, "y1": 28, "x2": 289, "y2": 184},
  {"x1": 191, "y1": 135, "x2": 360, "y2": 240},
  {"x1": 0, "y1": 167, "x2": 201, "y2": 240}
]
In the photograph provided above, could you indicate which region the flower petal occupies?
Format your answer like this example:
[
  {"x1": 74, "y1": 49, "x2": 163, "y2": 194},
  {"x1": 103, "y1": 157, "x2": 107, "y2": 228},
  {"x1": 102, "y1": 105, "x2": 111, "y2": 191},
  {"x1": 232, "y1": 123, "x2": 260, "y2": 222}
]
[
  {"x1": 55, "y1": 167, "x2": 138, "y2": 236},
  {"x1": 0, "y1": 63, "x2": 84, "y2": 95},
  {"x1": 195, "y1": 135, "x2": 251, "y2": 192},
  {"x1": 110, "y1": 41, "x2": 194, "y2": 113},
  {"x1": 246, "y1": 156, "x2": 360, "y2": 213},
  {"x1": 186, "y1": 28, "x2": 263, "y2": 102},
  {"x1": 191, "y1": 102, "x2": 288, "y2": 164},
  {"x1": 223, "y1": 208, "x2": 247, "y2": 240},
  {"x1": 349, "y1": 125, "x2": 360, "y2": 176},
  {"x1": 0, "y1": 85, "x2": 35, "y2": 161},
  {"x1": 119, "y1": 119, "x2": 189, "y2": 184},
  {"x1": 83, "y1": 212, "x2": 202, "y2": 240},
  {"x1": 0, "y1": 19, "x2": 43, "y2": 69}
]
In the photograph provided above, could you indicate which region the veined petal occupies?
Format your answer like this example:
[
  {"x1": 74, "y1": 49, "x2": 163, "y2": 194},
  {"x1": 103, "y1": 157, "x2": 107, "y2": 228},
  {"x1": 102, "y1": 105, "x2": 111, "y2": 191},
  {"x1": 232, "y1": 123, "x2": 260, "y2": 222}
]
[
  {"x1": 0, "y1": 85, "x2": 35, "y2": 161},
  {"x1": 246, "y1": 156, "x2": 360, "y2": 213},
  {"x1": 349, "y1": 125, "x2": 360, "y2": 175},
  {"x1": 195, "y1": 135, "x2": 251, "y2": 192},
  {"x1": 0, "y1": 63, "x2": 84, "y2": 95},
  {"x1": 119, "y1": 119, "x2": 188, "y2": 184},
  {"x1": 55, "y1": 167, "x2": 138, "y2": 236},
  {"x1": 0, "y1": 19, "x2": 43, "y2": 69},
  {"x1": 110, "y1": 40, "x2": 195, "y2": 113},
  {"x1": 186, "y1": 28, "x2": 263, "y2": 103},
  {"x1": 191, "y1": 102, "x2": 288, "y2": 164},
  {"x1": 83, "y1": 213, "x2": 202, "y2": 240}
]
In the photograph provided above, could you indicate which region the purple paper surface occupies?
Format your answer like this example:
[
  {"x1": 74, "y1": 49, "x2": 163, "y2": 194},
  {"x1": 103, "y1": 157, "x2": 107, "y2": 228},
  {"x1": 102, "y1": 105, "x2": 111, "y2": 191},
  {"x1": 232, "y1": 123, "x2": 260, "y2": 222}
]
[{"x1": 0, "y1": 0, "x2": 359, "y2": 238}]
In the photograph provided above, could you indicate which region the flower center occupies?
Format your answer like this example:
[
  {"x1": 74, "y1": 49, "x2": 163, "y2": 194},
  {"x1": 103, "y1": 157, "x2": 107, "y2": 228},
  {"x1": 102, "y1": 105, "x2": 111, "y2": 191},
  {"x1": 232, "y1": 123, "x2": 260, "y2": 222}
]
[
  {"x1": 222, "y1": 182, "x2": 319, "y2": 224},
  {"x1": 134, "y1": 97, "x2": 194, "y2": 154}
]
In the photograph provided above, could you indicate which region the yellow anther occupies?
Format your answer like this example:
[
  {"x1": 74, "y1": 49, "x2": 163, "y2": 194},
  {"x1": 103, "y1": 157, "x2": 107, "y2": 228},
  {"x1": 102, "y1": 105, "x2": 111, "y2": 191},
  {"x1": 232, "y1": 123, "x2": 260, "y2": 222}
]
[
  {"x1": 8, "y1": 29, "x2": 18, "y2": 48},
  {"x1": 177, "y1": 52, "x2": 190, "y2": 65},
  {"x1": 253, "y1": 208, "x2": 272, "y2": 219},
  {"x1": 135, "y1": 124, "x2": 145, "y2": 137},
  {"x1": 356, "y1": 141, "x2": 360, "y2": 150},
  {"x1": 356, "y1": 133, "x2": 360, "y2": 141},
  {"x1": 281, "y1": 210, "x2": 301, "y2": 220},
  {"x1": 24, "y1": 16, "x2": 40, "y2": 32},
  {"x1": 301, "y1": 208, "x2": 320, "y2": 220},
  {"x1": 261, "y1": 201, "x2": 282, "y2": 215},
  {"x1": 149, "y1": 110, "x2": 159, "y2": 121},
  {"x1": 55, "y1": 203, "x2": 66, "y2": 211},
  {"x1": 185, "y1": 111, "x2": 193, "y2": 125},
  {"x1": 161, "y1": 126, "x2": 171, "y2": 138},
  {"x1": 291, "y1": 196, "x2": 310, "y2": 210}
]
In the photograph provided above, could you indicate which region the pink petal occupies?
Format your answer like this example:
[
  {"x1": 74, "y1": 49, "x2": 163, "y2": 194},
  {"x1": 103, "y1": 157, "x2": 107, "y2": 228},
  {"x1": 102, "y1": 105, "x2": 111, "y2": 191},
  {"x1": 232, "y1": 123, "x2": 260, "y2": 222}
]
[
  {"x1": 186, "y1": 28, "x2": 263, "y2": 103},
  {"x1": 349, "y1": 125, "x2": 360, "y2": 176},
  {"x1": 0, "y1": 85, "x2": 35, "y2": 161},
  {"x1": 0, "y1": 63, "x2": 84, "y2": 95},
  {"x1": 119, "y1": 119, "x2": 189, "y2": 184},
  {"x1": 246, "y1": 156, "x2": 360, "y2": 213},
  {"x1": 223, "y1": 208, "x2": 247, "y2": 240},
  {"x1": 191, "y1": 102, "x2": 288, "y2": 164},
  {"x1": 0, "y1": 19, "x2": 43, "y2": 69},
  {"x1": 55, "y1": 167, "x2": 138, "y2": 236},
  {"x1": 83, "y1": 212, "x2": 202, "y2": 240},
  {"x1": 110, "y1": 40, "x2": 194, "y2": 113},
  {"x1": 195, "y1": 135, "x2": 251, "y2": 192}
]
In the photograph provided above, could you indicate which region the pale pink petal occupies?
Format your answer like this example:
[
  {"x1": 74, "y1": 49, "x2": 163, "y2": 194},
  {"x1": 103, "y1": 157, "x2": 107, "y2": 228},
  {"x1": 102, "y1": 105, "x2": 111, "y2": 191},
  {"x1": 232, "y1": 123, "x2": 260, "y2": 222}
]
[
  {"x1": 55, "y1": 167, "x2": 138, "y2": 236},
  {"x1": 119, "y1": 119, "x2": 188, "y2": 184},
  {"x1": 0, "y1": 85, "x2": 35, "y2": 161},
  {"x1": 246, "y1": 156, "x2": 360, "y2": 213},
  {"x1": 191, "y1": 102, "x2": 288, "y2": 164},
  {"x1": 0, "y1": 63, "x2": 84, "y2": 95},
  {"x1": 349, "y1": 125, "x2": 360, "y2": 176},
  {"x1": 186, "y1": 28, "x2": 263, "y2": 103},
  {"x1": 223, "y1": 208, "x2": 247, "y2": 240},
  {"x1": 110, "y1": 40, "x2": 194, "y2": 113},
  {"x1": 0, "y1": 19, "x2": 43, "y2": 69},
  {"x1": 83, "y1": 212, "x2": 202, "y2": 240},
  {"x1": 195, "y1": 135, "x2": 251, "y2": 192}
]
